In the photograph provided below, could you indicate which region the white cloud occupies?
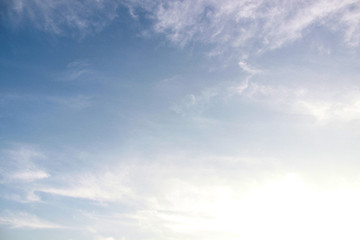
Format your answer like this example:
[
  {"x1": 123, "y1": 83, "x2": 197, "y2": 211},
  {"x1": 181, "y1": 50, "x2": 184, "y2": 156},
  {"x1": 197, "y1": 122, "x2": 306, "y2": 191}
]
[
  {"x1": 233, "y1": 79, "x2": 360, "y2": 123},
  {"x1": 0, "y1": 211, "x2": 64, "y2": 229},
  {"x1": 94, "y1": 236, "x2": 116, "y2": 240},
  {"x1": 0, "y1": 144, "x2": 49, "y2": 202},
  {"x1": 1, "y1": 144, "x2": 49, "y2": 182},
  {"x1": 35, "y1": 154, "x2": 260, "y2": 205},
  {"x1": 238, "y1": 61, "x2": 261, "y2": 75},
  {"x1": 297, "y1": 96, "x2": 360, "y2": 122},
  {"x1": 10, "y1": 169, "x2": 49, "y2": 181},
  {"x1": 39, "y1": 170, "x2": 133, "y2": 202},
  {"x1": 5, "y1": 144, "x2": 46, "y2": 163},
  {"x1": 339, "y1": 4, "x2": 360, "y2": 46}
]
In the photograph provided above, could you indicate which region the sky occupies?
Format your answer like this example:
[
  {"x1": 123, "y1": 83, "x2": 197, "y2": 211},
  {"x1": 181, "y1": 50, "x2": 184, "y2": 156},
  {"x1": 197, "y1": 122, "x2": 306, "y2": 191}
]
[{"x1": 1, "y1": 0, "x2": 360, "y2": 239}]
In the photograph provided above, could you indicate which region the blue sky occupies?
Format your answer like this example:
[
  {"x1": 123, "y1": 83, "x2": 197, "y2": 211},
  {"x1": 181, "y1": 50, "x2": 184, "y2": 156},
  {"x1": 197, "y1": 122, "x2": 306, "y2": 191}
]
[{"x1": 1, "y1": 0, "x2": 360, "y2": 240}]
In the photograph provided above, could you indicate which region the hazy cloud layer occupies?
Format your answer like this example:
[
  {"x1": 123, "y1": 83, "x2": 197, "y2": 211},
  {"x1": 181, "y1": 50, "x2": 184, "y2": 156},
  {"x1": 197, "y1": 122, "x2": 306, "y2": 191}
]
[{"x1": 2, "y1": 0, "x2": 360, "y2": 52}]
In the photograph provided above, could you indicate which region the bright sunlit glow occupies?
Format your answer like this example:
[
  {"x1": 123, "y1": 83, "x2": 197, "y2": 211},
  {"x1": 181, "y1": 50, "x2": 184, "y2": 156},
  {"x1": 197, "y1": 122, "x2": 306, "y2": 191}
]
[{"x1": 145, "y1": 174, "x2": 360, "y2": 240}]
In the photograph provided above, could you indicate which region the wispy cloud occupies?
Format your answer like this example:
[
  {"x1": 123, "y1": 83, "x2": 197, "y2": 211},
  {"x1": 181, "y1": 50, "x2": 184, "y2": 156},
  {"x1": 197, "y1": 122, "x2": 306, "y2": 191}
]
[
  {"x1": 58, "y1": 60, "x2": 99, "y2": 82},
  {"x1": 39, "y1": 170, "x2": 134, "y2": 202},
  {"x1": 0, "y1": 144, "x2": 49, "y2": 202},
  {"x1": 150, "y1": 0, "x2": 360, "y2": 55},
  {"x1": 10, "y1": 169, "x2": 49, "y2": 181},
  {"x1": 339, "y1": 4, "x2": 360, "y2": 46},
  {"x1": 0, "y1": 211, "x2": 64, "y2": 229},
  {"x1": 172, "y1": 60, "x2": 260, "y2": 117},
  {"x1": 238, "y1": 61, "x2": 261, "y2": 75},
  {"x1": 4, "y1": 190, "x2": 42, "y2": 203},
  {"x1": 0, "y1": 144, "x2": 49, "y2": 182},
  {"x1": 297, "y1": 94, "x2": 360, "y2": 122},
  {"x1": 234, "y1": 80, "x2": 360, "y2": 123},
  {"x1": 2, "y1": 1, "x2": 360, "y2": 240},
  {"x1": 40, "y1": 153, "x2": 265, "y2": 199},
  {"x1": 36, "y1": 155, "x2": 270, "y2": 239},
  {"x1": 2, "y1": 145, "x2": 359, "y2": 239},
  {"x1": 3, "y1": 0, "x2": 121, "y2": 36},
  {"x1": 172, "y1": 71, "x2": 360, "y2": 124},
  {"x1": 3, "y1": 0, "x2": 360, "y2": 53}
]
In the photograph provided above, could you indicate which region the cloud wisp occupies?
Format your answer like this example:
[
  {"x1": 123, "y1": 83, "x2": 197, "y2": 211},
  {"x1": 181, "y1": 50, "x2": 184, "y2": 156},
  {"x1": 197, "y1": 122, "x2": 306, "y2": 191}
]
[
  {"x1": 0, "y1": 211, "x2": 65, "y2": 229},
  {"x1": 0, "y1": 144, "x2": 50, "y2": 203},
  {"x1": 38, "y1": 170, "x2": 134, "y2": 203},
  {"x1": 0, "y1": 144, "x2": 49, "y2": 183},
  {"x1": 234, "y1": 81, "x2": 360, "y2": 123},
  {"x1": 3, "y1": 0, "x2": 120, "y2": 36}
]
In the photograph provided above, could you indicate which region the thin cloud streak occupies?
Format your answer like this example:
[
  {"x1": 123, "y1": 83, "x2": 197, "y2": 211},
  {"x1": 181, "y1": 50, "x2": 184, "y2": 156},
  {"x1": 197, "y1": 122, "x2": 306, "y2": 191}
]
[
  {"x1": 0, "y1": 211, "x2": 65, "y2": 229},
  {"x1": 10, "y1": 169, "x2": 49, "y2": 181}
]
